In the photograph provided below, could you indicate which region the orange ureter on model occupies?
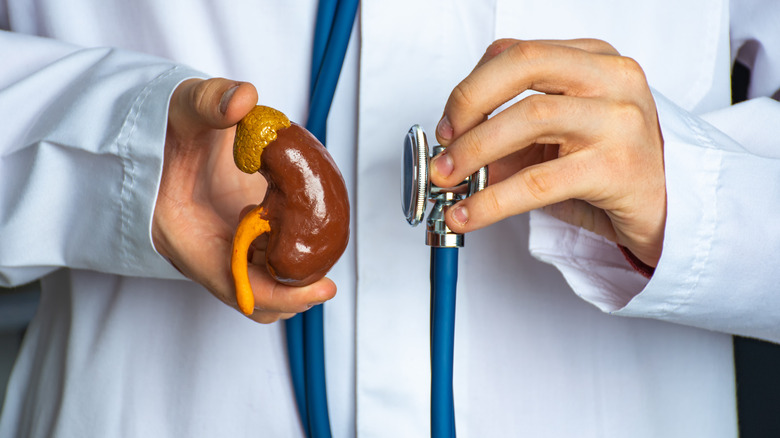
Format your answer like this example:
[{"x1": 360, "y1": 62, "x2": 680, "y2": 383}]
[{"x1": 231, "y1": 205, "x2": 271, "y2": 315}]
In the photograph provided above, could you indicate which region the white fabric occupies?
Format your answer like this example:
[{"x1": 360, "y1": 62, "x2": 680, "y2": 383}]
[{"x1": 0, "y1": 0, "x2": 777, "y2": 437}]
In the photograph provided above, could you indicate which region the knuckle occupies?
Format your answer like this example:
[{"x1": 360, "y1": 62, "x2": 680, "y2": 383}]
[
  {"x1": 449, "y1": 78, "x2": 479, "y2": 111},
  {"x1": 486, "y1": 38, "x2": 519, "y2": 58},
  {"x1": 613, "y1": 102, "x2": 645, "y2": 129},
  {"x1": 191, "y1": 78, "x2": 227, "y2": 117},
  {"x1": 505, "y1": 40, "x2": 541, "y2": 64},
  {"x1": 458, "y1": 123, "x2": 494, "y2": 162},
  {"x1": 582, "y1": 38, "x2": 619, "y2": 55},
  {"x1": 190, "y1": 79, "x2": 212, "y2": 111},
  {"x1": 521, "y1": 166, "x2": 553, "y2": 202},
  {"x1": 485, "y1": 38, "x2": 518, "y2": 58},
  {"x1": 615, "y1": 56, "x2": 647, "y2": 85},
  {"x1": 254, "y1": 283, "x2": 283, "y2": 313},
  {"x1": 482, "y1": 189, "x2": 504, "y2": 216},
  {"x1": 522, "y1": 94, "x2": 556, "y2": 123}
]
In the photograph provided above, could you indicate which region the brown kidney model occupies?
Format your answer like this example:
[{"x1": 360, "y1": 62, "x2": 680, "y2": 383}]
[{"x1": 231, "y1": 105, "x2": 349, "y2": 315}]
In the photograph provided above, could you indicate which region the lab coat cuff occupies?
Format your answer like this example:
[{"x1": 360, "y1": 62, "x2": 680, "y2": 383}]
[
  {"x1": 606, "y1": 90, "x2": 721, "y2": 318},
  {"x1": 528, "y1": 211, "x2": 649, "y2": 312},
  {"x1": 119, "y1": 66, "x2": 206, "y2": 280},
  {"x1": 529, "y1": 89, "x2": 724, "y2": 318},
  {"x1": 558, "y1": 91, "x2": 780, "y2": 343}
]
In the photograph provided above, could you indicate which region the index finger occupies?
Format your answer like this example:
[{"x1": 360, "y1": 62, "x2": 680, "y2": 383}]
[
  {"x1": 247, "y1": 266, "x2": 337, "y2": 315},
  {"x1": 471, "y1": 38, "x2": 619, "y2": 73},
  {"x1": 444, "y1": 149, "x2": 603, "y2": 234},
  {"x1": 436, "y1": 39, "x2": 623, "y2": 146}
]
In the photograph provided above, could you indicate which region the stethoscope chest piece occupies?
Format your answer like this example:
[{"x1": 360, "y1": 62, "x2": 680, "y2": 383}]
[
  {"x1": 402, "y1": 124, "x2": 430, "y2": 227},
  {"x1": 401, "y1": 124, "x2": 488, "y2": 248}
]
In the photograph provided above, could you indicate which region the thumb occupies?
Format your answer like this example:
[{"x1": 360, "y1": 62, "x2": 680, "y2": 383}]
[{"x1": 170, "y1": 78, "x2": 259, "y2": 134}]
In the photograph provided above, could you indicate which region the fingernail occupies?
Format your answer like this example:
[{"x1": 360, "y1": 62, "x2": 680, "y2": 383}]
[
  {"x1": 219, "y1": 84, "x2": 240, "y2": 115},
  {"x1": 451, "y1": 205, "x2": 469, "y2": 226},
  {"x1": 437, "y1": 115, "x2": 453, "y2": 141},
  {"x1": 432, "y1": 151, "x2": 454, "y2": 178}
]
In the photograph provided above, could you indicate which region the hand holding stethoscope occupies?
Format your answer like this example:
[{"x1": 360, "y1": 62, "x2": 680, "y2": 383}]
[{"x1": 430, "y1": 38, "x2": 666, "y2": 268}]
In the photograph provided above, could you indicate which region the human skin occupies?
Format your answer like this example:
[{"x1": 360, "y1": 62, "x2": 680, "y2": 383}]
[
  {"x1": 431, "y1": 39, "x2": 666, "y2": 267},
  {"x1": 152, "y1": 78, "x2": 337, "y2": 324}
]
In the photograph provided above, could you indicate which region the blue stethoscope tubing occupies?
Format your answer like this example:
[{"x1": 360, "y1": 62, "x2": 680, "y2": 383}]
[
  {"x1": 288, "y1": 1, "x2": 459, "y2": 437},
  {"x1": 431, "y1": 247, "x2": 458, "y2": 438},
  {"x1": 284, "y1": 1, "x2": 358, "y2": 437}
]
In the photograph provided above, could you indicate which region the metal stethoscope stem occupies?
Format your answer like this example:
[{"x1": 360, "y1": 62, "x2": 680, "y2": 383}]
[
  {"x1": 403, "y1": 125, "x2": 488, "y2": 248},
  {"x1": 403, "y1": 125, "x2": 488, "y2": 437}
]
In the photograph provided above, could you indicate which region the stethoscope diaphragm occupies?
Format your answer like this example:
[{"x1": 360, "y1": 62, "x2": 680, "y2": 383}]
[{"x1": 402, "y1": 124, "x2": 488, "y2": 247}]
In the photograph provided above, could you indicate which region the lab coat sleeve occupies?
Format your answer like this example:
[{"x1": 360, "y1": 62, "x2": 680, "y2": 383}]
[
  {"x1": 0, "y1": 30, "x2": 206, "y2": 287},
  {"x1": 528, "y1": 2, "x2": 780, "y2": 343}
]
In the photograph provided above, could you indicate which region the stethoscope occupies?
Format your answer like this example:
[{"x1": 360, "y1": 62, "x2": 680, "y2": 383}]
[
  {"x1": 286, "y1": 0, "x2": 358, "y2": 437},
  {"x1": 402, "y1": 125, "x2": 488, "y2": 438},
  {"x1": 289, "y1": 1, "x2": 486, "y2": 437}
]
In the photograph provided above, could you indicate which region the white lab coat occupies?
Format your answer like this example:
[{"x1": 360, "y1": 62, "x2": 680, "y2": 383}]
[{"x1": 1, "y1": 0, "x2": 779, "y2": 437}]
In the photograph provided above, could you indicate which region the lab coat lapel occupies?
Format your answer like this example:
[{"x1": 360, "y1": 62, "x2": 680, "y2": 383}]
[{"x1": 356, "y1": 1, "x2": 496, "y2": 435}]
